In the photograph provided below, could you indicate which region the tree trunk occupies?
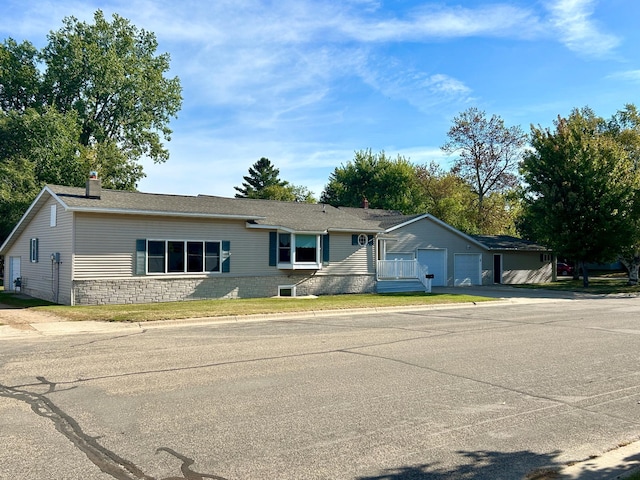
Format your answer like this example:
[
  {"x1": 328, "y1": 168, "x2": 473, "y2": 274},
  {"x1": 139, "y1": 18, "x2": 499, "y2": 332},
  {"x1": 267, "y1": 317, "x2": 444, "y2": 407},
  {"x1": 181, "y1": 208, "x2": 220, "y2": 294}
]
[
  {"x1": 572, "y1": 260, "x2": 579, "y2": 281},
  {"x1": 581, "y1": 261, "x2": 589, "y2": 288},
  {"x1": 619, "y1": 255, "x2": 640, "y2": 286}
]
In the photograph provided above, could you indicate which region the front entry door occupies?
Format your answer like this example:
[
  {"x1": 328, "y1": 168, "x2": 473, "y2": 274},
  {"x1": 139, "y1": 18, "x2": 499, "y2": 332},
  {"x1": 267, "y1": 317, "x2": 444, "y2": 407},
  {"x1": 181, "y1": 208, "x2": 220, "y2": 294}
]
[{"x1": 493, "y1": 254, "x2": 502, "y2": 284}]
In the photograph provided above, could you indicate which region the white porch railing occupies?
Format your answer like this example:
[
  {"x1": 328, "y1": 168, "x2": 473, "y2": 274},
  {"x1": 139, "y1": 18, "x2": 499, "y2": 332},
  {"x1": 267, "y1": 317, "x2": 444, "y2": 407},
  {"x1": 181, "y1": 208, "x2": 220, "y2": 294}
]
[
  {"x1": 377, "y1": 259, "x2": 432, "y2": 293},
  {"x1": 416, "y1": 262, "x2": 432, "y2": 293}
]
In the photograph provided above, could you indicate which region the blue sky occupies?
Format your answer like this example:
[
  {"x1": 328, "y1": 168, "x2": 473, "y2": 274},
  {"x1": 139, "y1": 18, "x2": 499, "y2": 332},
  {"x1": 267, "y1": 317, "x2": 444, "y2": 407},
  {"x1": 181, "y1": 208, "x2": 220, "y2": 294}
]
[{"x1": 2, "y1": 0, "x2": 639, "y2": 199}]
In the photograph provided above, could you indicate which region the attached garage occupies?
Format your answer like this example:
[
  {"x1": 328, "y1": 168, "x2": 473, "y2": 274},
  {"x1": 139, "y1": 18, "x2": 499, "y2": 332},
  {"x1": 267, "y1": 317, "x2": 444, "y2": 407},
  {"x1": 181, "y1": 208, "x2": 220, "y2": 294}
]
[
  {"x1": 342, "y1": 209, "x2": 553, "y2": 288},
  {"x1": 454, "y1": 253, "x2": 482, "y2": 286}
]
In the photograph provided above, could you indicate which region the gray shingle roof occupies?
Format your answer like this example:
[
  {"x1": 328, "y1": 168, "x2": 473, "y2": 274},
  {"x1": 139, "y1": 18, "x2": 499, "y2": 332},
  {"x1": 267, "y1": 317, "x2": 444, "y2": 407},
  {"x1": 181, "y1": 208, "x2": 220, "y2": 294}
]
[
  {"x1": 337, "y1": 206, "x2": 423, "y2": 229},
  {"x1": 1, "y1": 184, "x2": 549, "y2": 254},
  {"x1": 49, "y1": 185, "x2": 382, "y2": 233},
  {"x1": 471, "y1": 235, "x2": 548, "y2": 251}
]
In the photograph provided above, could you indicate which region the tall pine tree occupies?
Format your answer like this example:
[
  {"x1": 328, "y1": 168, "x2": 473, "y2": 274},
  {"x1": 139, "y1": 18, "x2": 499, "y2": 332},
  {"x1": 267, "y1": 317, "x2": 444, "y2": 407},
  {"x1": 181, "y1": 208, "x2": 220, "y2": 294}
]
[{"x1": 234, "y1": 158, "x2": 287, "y2": 198}]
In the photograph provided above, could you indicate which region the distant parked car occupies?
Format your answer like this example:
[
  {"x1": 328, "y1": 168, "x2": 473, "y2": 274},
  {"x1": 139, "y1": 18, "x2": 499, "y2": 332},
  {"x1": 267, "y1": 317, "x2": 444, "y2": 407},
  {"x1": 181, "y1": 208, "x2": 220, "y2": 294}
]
[{"x1": 557, "y1": 262, "x2": 573, "y2": 276}]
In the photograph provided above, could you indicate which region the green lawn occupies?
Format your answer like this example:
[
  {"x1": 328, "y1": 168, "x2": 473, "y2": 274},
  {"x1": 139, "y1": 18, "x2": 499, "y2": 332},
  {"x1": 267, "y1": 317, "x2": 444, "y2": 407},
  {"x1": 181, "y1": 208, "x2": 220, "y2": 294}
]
[
  {"x1": 2, "y1": 272, "x2": 638, "y2": 323},
  {"x1": 515, "y1": 276, "x2": 640, "y2": 295},
  {"x1": 0, "y1": 291, "x2": 493, "y2": 322}
]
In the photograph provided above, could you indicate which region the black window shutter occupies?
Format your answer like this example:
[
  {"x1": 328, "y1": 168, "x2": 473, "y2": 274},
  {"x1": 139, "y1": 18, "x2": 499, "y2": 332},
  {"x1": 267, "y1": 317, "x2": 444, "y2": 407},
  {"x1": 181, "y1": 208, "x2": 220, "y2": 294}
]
[
  {"x1": 367, "y1": 235, "x2": 374, "y2": 245},
  {"x1": 352, "y1": 234, "x2": 358, "y2": 245},
  {"x1": 322, "y1": 234, "x2": 330, "y2": 262},
  {"x1": 269, "y1": 232, "x2": 277, "y2": 266},
  {"x1": 35, "y1": 238, "x2": 38, "y2": 261},
  {"x1": 135, "y1": 239, "x2": 146, "y2": 275},
  {"x1": 222, "y1": 241, "x2": 231, "y2": 272}
]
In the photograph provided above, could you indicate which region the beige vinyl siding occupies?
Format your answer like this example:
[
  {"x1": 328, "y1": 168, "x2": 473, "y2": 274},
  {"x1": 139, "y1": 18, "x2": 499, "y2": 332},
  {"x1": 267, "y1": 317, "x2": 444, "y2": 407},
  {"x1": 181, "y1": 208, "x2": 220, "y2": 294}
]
[
  {"x1": 4, "y1": 197, "x2": 73, "y2": 304},
  {"x1": 320, "y1": 232, "x2": 375, "y2": 275},
  {"x1": 388, "y1": 218, "x2": 552, "y2": 285},
  {"x1": 501, "y1": 251, "x2": 552, "y2": 284},
  {"x1": 74, "y1": 213, "x2": 277, "y2": 278},
  {"x1": 387, "y1": 219, "x2": 484, "y2": 286}
]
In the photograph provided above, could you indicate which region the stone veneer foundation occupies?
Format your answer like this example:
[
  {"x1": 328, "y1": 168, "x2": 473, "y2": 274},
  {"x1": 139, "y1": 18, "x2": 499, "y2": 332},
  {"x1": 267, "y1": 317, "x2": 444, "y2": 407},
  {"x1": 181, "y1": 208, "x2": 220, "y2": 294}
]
[{"x1": 72, "y1": 274, "x2": 376, "y2": 305}]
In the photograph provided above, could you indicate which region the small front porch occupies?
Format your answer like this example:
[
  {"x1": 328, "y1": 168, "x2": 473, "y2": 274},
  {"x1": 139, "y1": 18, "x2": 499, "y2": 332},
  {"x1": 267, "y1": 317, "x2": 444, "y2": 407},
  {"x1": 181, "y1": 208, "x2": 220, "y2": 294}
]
[{"x1": 376, "y1": 259, "x2": 432, "y2": 293}]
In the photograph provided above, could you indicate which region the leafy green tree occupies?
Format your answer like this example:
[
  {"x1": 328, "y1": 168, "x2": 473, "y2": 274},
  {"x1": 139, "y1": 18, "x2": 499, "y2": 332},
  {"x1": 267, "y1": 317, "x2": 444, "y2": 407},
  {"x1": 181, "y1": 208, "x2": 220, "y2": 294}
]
[
  {"x1": 0, "y1": 10, "x2": 182, "y2": 243},
  {"x1": 606, "y1": 104, "x2": 640, "y2": 284},
  {"x1": 442, "y1": 107, "x2": 527, "y2": 232},
  {"x1": 0, "y1": 38, "x2": 41, "y2": 112},
  {"x1": 0, "y1": 156, "x2": 37, "y2": 241},
  {"x1": 321, "y1": 149, "x2": 424, "y2": 213},
  {"x1": 234, "y1": 157, "x2": 288, "y2": 198},
  {"x1": 41, "y1": 10, "x2": 182, "y2": 166},
  {"x1": 259, "y1": 184, "x2": 316, "y2": 203},
  {"x1": 520, "y1": 107, "x2": 638, "y2": 286},
  {"x1": 0, "y1": 107, "x2": 85, "y2": 239},
  {"x1": 287, "y1": 184, "x2": 316, "y2": 203},
  {"x1": 415, "y1": 162, "x2": 476, "y2": 231}
]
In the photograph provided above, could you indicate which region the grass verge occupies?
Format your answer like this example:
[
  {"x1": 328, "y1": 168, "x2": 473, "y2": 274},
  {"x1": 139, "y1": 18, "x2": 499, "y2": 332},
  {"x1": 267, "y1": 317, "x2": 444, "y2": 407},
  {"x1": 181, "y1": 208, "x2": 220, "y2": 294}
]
[
  {"x1": 514, "y1": 277, "x2": 640, "y2": 295},
  {"x1": 0, "y1": 291, "x2": 493, "y2": 322}
]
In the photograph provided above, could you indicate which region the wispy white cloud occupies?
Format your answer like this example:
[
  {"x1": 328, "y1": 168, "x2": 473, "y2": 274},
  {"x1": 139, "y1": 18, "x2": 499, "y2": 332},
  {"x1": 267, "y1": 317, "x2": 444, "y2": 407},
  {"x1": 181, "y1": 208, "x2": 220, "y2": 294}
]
[
  {"x1": 545, "y1": 0, "x2": 620, "y2": 58},
  {"x1": 358, "y1": 65, "x2": 474, "y2": 113},
  {"x1": 342, "y1": 4, "x2": 543, "y2": 42},
  {"x1": 607, "y1": 70, "x2": 640, "y2": 83}
]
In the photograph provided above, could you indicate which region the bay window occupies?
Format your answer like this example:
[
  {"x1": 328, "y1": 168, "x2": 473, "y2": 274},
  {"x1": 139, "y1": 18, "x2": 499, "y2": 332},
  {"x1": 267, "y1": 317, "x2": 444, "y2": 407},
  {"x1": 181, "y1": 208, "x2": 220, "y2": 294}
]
[{"x1": 270, "y1": 232, "x2": 321, "y2": 269}]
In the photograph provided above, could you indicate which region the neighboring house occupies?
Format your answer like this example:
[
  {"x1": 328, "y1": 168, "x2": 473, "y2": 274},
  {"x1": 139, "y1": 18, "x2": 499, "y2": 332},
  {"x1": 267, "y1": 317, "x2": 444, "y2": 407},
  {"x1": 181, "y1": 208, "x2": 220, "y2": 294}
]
[{"x1": 0, "y1": 179, "x2": 552, "y2": 305}]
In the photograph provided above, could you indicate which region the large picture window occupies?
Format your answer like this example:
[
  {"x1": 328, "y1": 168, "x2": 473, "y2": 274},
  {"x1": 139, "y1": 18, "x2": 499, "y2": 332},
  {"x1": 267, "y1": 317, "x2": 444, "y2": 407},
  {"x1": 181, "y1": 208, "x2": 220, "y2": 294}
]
[{"x1": 146, "y1": 240, "x2": 222, "y2": 274}]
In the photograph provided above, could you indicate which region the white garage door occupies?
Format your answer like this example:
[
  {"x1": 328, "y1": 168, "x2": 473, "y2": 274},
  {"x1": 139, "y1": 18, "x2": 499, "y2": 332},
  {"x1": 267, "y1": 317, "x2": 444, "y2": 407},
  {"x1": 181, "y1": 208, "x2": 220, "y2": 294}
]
[
  {"x1": 417, "y1": 249, "x2": 446, "y2": 286},
  {"x1": 454, "y1": 253, "x2": 482, "y2": 286}
]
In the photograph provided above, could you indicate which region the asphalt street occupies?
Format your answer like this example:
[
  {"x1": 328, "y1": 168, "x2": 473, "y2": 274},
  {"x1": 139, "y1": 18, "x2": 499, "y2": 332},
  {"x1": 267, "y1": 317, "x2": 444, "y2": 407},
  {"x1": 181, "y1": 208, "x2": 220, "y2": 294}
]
[{"x1": 1, "y1": 294, "x2": 640, "y2": 479}]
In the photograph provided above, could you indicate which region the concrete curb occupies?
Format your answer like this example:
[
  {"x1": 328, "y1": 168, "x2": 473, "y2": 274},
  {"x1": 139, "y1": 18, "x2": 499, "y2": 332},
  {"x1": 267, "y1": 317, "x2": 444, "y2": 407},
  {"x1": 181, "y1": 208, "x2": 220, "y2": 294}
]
[{"x1": 558, "y1": 439, "x2": 640, "y2": 479}]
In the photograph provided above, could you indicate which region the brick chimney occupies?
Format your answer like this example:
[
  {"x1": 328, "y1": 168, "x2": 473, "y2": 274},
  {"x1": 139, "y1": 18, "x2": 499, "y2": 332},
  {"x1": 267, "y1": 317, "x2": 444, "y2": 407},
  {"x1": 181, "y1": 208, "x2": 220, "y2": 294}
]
[
  {"x1": 86, "y1": 172, "x2": 101, "y2": 199},
  {"x1": 362, "y1": 197, "x2": 369, "y2": 209}
]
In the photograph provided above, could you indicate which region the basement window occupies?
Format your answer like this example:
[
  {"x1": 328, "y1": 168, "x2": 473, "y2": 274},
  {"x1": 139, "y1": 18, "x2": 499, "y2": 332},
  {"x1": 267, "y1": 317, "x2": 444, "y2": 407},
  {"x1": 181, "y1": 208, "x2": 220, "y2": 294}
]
[{"x1": 278, "y1": 285, "x2": 297, "y2": 297}]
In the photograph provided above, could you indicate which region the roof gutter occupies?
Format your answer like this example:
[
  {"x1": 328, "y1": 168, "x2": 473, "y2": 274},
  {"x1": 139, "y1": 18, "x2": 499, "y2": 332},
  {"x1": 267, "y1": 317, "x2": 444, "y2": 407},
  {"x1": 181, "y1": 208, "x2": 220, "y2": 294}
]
[
  {"x1": 66, "y1": 206, "x2": 265, "y2": 221},
  {"x1": 246, "y1": 223, "x2": 328, "y2": 234}
]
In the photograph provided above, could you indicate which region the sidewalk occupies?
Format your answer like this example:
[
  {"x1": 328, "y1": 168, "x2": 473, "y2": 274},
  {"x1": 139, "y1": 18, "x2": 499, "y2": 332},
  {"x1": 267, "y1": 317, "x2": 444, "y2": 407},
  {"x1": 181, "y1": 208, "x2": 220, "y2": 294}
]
[
  {"x1": 558, "y1": 441, "x2": 640, "y2": 479},
  {"x1": 431, "y1": 284, "x2": 606, "y2": 300}
]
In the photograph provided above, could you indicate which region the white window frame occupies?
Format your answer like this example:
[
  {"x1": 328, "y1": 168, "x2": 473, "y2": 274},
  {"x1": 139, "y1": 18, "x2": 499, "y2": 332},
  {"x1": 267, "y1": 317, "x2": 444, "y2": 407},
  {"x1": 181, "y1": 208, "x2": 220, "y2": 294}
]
[
  {"x1": 30, "y1": 238, "x2": 39, "y2": 263},
  {"x1": 277, "y1": 232, "x2": 322, "y2": 270},
  {"x1": 278, "y1": 285, "x2": 297, "y2": 297},
  {"x1": 146, "y1": 240, "x2": 222, "y2": 274},
  {"x1": 50, "y1": 204, "x2": 57, "y2": 227}
]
